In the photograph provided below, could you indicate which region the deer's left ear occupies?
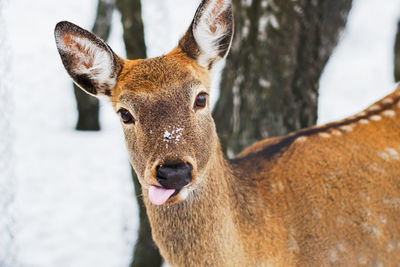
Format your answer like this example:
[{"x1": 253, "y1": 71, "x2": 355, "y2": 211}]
[
  {"x1": 54, "y1": 21, "x2": 123, "y2": 97},
  {"x1": 179, "y1": 0, "x2": 234, "y2": 70}
]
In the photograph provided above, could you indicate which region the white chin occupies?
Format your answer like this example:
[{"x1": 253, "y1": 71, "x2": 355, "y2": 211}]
[{"x1": 178, "y1": 187, "x2": 190, "y2": 201}]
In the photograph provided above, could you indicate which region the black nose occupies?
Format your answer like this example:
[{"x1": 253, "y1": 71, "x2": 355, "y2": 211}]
[{"x1": 156, "y1": 162, "x2": 193, "y2": 190}]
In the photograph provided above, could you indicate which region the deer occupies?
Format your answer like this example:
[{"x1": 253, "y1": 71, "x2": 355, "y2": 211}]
[{"x1": 54, "y1": 0, "x2": 400, "y2": 266}]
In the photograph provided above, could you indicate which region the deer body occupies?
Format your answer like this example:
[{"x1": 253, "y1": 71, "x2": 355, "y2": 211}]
[
  {"x1": 55, "y1": 0, "x2": 400, "y2": 266},
  {"x1": 146, "y1": 88, "x2": 400, "y2": 266}
]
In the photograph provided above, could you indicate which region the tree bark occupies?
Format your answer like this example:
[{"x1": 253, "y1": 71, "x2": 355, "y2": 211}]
[
  {"x1": 129, "y1": 168, "x2": 163, "y2": 267},
  {"x1": 116, "y1": 0, "x2": 147, "y2": 60},
  {"x1": 74, "y1": 0, "x2": 115, "y2": 131},
  {"x1": 394, "y1": 20, "x2": 400, "y2": 82},
  {"x1": 116, "y1": 1, "x2": 163, "y2": 266},
  {"x1": 213, "y1": 0, "x2": 353, "y2": 156}
]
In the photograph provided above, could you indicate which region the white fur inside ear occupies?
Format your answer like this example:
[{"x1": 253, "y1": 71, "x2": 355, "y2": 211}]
[
  {"x1": 58, "y1": 34, "x2": 116, "y2": 90},
  {"x1": 193, "y1": 0, "x2": 232, "y2": 67}
]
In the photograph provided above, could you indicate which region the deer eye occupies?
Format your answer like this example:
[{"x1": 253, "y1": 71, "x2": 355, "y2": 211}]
[
  {"x1": 118, "y1": 108, "x2": 135, "y2": 124},
  {"x1": 194, "y1": 93, "x2": 208, "y2": 110}
]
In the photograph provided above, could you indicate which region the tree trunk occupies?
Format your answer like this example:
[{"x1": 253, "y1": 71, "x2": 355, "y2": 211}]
[
  {"x1": 116, "y1": 0, "x2": 147, "y2": 60},
  {"x1": 394, "y1": 20, "x2": 400, "y2": 82},
  {"x1": 74, "y1": 0, "x2": 115, "y2": 131},
  {"x1": 116, "y1": 0, "x2": 163, "y2": 266},
  {"x1": 213, "y1": 0, "x2": 353, "y2": 156},
  {"x1": 129, "y1": 168, "x2": 163, "y2": 267}
]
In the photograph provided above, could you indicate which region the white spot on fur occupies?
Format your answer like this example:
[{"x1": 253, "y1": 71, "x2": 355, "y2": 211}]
[
  {"x1": 379, "y1": 214, "x2": 387, "y2": 224},
  {"x1": 272, "y1": 181, "x2": 284, "y2": 192},
  {"x1": 362, "y1": 223, "x2": 381, "y2": 237},
  {"x1": 383, "y1": 109, "x2": 395, "y2": 117},
  {"x1": 359, "y1": 119, "x2": 370, "y2": 125},
  {"x1": 369, "y1": 163, "x2": 385, "y2": 174},
  {"x1": 336, "y1": 216, "x2": 344, "y2": 225},
  {"x1": 331, "y1": 129, "x2": 342, "y2": 136},
  {"x1": 371, "y1": 115, "x2": 382, "y2": 121},
  {"x1": 319, "y1": 132, "x2": 330, "y2": 138},
  {"x1": 287, "y1": 237, "x2": 299, "y2": 252},
  {"x1": 337, "y1": 241, "x2": 346, "y2": 252},
  {"x1": 382, "y1": 197, "x2": 400, "y2": 208},
  {"x1": 385, "y1": 148, "x2": 399, "y2": 160},
  {"x1": 193, "y1": 0, "x2": 232, "y2": 67},
  {"x1": 382, "y1": 98, "x2": 394, "y2": 104},
  {"x1": 368, "y1": 105, "x2": 380, "y2": 112},
  {"x1": 387, "y1": 242, "x2": 395, "y2": 252},
  {"x1": 295, "y1": 136, "x2": 307, "y2": 143},
  {"x1": 358, "y1": 253, "x2": 367, "y2": 264},
  {"x1": 363, "y1": 207, "x2": 371, "y2": 217},
  {"x1": 312, "y1": 209, "x2": 322, "y2": 219},
  {"x1": 329, "y1": 249, "x2": 338, "y2": 263},
  {"x1": 340, "y1": 125, "x2": 353, "y2": 132},
  {"x1": 371, "y1": 225, "x2": 381, "y2": 237},
  {"x1": 360, "y1": 192, "x2": 370, "y2": 201},
  {"x1": 348, "y1": 115, "x2": 358, "y2": 120},
  {"x1": 377, "y1": 151, "x2": 390, "y2": 161}
]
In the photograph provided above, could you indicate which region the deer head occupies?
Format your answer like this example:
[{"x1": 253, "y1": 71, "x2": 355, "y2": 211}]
[{"x1": 54, "y1": 0, "x2": 233, "y2": 206}]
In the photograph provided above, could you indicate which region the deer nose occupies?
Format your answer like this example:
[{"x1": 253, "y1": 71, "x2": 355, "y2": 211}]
[{"x1": 156, "y1": 162, "x2": 193, "y2": 190}]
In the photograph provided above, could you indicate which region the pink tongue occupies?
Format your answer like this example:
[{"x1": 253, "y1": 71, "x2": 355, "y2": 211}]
[{"x1": 148, "y1": 186, "x2": 176, "y2": 206}]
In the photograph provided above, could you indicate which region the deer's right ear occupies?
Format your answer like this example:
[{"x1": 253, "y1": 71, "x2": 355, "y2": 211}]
[{"x1": 54, "y1": 21, "x2": 123, "y2": 96}]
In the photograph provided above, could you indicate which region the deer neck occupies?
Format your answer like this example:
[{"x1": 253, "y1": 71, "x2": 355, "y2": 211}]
[{"x1": 143, "y1": 147, "x2": 247, "y2": 266}]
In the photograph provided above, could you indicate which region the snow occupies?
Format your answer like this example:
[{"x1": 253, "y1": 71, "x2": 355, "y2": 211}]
[
  {"x1": 0, "y1": 0, "x2": 16, "y2": 265},
  {"x1": 163, "y1": 128, "x2": 184, "y2": 144},
  {"x1": 318, "y1": 0, "x2": 400, "y2": 124},
  {"x1": 2, "y1": 0, "x2": 400, "y2": 266},
  {"x1": 4, "y1": 1, "x2": 136, "y2": 267}
]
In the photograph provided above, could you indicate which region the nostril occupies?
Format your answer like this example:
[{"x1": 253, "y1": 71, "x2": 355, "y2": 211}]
[{"x1": 156, "y1": 162, "x2": 193, "y2": 190}]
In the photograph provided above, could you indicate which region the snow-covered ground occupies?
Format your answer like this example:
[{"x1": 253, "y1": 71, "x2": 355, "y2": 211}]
[
  {"x1": 4, "y1": 1, "x2": 136, "y2": 266},
  {"x1": 2, "y1": 0, "x2": 400, "y2": 266}
]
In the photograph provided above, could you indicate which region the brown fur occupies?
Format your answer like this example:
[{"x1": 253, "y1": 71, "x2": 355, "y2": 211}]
[
  {"x1": 112, "y1": 52, "x2": 400, "y2": 266},
  {"x1": 55, "y1": 1, "x2": 400, "y2": 265}
]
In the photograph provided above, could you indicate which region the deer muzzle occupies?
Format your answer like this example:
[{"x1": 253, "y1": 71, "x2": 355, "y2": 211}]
[{"x1": 147, "y1": 162, "x2": 193, "y2": 206}]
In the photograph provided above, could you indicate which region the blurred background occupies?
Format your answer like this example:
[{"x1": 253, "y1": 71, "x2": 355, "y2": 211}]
[{"x1": 1, "y1": 0, "x2": 400, "y2": 266}]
